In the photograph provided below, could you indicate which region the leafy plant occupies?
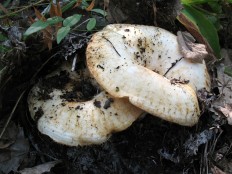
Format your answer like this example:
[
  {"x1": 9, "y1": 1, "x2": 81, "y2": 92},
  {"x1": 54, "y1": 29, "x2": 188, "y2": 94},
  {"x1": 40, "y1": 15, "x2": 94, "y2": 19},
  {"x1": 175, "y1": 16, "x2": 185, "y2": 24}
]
[
  {"x1": 0, "y1": 31, "x2": 11, "y2": 54},
  {"x1": 178, "y1": 0, "x2": 232, "y2": 77},
  {"x1": 177, "y1": 0, "x2": 223, "y2": 59},
  {"x1": 24, "y1": 0, "x2": 107, "y2": 48}
]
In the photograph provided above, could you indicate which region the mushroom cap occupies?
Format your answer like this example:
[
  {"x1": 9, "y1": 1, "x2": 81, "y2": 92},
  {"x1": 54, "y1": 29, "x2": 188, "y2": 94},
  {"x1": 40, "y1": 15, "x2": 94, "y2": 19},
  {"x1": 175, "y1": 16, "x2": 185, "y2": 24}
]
[
  {"x1": 86, "y1": 24, "x2": 210, "y2": 126},
  {"x1": 104, "y1": 24, "x2": 211, "y2": 91},
  {"x1": 28, "y1": 62, "x2": 143, "y2": 146}
]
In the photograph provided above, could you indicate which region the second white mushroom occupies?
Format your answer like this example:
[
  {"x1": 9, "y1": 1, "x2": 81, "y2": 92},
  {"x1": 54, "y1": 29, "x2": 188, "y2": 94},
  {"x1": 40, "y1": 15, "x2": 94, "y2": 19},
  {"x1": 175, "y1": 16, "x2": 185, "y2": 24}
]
[{"x1": 28, "y1": 61, "x2": 143, "y2": 146}]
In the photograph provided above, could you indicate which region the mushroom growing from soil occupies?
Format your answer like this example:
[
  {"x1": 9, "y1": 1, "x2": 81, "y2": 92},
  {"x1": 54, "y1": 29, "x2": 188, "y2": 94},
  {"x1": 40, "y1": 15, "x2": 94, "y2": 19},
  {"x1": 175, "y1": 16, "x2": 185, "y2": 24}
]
[
  {"x1": 27, "y1": 61, "x2": 143, "y2": 146},
  {"x1": 86, "y1": 24, "x2": 211, "y2": 126}
]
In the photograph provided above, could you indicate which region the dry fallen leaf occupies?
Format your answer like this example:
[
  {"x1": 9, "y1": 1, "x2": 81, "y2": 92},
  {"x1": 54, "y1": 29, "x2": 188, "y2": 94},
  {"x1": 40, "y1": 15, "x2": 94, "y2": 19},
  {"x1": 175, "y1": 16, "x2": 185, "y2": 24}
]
[
  {"x1": 19, "y1": 161, "x2": 61, "y2": 174},
  {"x1": 0, "y1": 3, "x2": 9, "y2": 14},
  {"x1": 211, "y1": 49, "x2": 232, "y2": 125},
  {"x1": 0, "y1": 127, "x2": 29, "y2": 173},
  {"x1": 177, "y1": 31, "x2": 208, "y2": 63},
  {"x1": 86, "y1": 0, "x2": 95, "y2": 11},
  {"x1": 105, "y1": 1, "x2": 128, "y2": 23},
  {"x1": 211, "y1": 165, "x2": 227, "y2": 174},
  {"x1": 213, "y1": 49, "x2": 232, "y2": 104},
  {"x1": 184, "y1": 129, "x2": 213, "y2": 156},
  {"x1": 218, "y1": 104, "x2": 232, "y2": 125},
  {"x1": 0, "y1": 120, "x2": 18, "y2": 149},
  {"x1": 73, "y1": 0, "x2": 82, "y2": 9},
  {"x1": 177, "y1": 12, "x2": 217, "y2": 61},
  {"x1": 32, "y1": 5, "x2": 64, "y2": 50},
  {"x1": 104, "y1": 0, "x2": 109, "y2": 9}
]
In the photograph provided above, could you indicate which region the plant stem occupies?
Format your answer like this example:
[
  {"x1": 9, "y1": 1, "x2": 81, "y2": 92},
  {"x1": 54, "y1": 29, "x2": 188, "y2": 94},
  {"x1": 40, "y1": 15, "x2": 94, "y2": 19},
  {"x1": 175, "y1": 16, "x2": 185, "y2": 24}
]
[{"x1": 0, "y1": 0, "x2": 47, "y2": 19}]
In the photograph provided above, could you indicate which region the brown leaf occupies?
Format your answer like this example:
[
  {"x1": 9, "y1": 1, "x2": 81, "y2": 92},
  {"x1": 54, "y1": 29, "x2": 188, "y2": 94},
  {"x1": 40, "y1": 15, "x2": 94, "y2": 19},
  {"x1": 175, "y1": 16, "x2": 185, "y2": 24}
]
[
  {"x1": 177, "y1": 13, "x2": 216, "y2": 61},
  {"x1": 57, "y1": 0, "x2": 62, "y2": 17},
  {"x1": 42, "y1": 26, "x2": 53, "y2": 50},
  {"x1": 104, "y1": 0, "x2": 109, "y2": 9},
  {"x1": 28, "y1": 16, "x2": 35, "y2": 23},
  {"x1": 211, "y1": 56, "x2": 232, "y2": 121},
  {"x1": 211, "y1": 165, "x2": 227, "y2": 174},
  {"x1": 49, "y1": 1, "x2": 62, "y2": 33},
  {"x1": 177, "y1": 31, "x2": 208, "y2": 63},
  {"x1": 49, "y1": 1, "x2": 62, "y2": 17},
  {"x1": 33, "y1": 7, "x2": 46, "y2": 21},
  {"x1": 55, "y1": 1, "x2": 63, "y2": 31},
  {"x1": 73, "y1": 0, "x2": 82, "y2": 9},
  {"x1": 50, "y1": 2, "x2": 58, "y2": 17},
  {"x1": 86, "y1": 0, "x2": 95, "y2": 11},
  {"x1": 0, "y1": 121, "x2": 18, "y2": 149},
  {"x1": 0, "y1": 128, "x2": 29, "y2": 173},
  {"x1": 0, "y1": 3, "x2": 8, "y2": 14},
  {"x1": 218, "y1": 104, "x2": 232, "y2": 125},
  {"x1": 19, "y1": 161, "x2": 61, "y2": 174},
  {"x1": 213, "y1": 49, "x2": 232, "y2": 105},
  {"x1": 30, "y1": 7, "x2": 54, "y2": 50}
]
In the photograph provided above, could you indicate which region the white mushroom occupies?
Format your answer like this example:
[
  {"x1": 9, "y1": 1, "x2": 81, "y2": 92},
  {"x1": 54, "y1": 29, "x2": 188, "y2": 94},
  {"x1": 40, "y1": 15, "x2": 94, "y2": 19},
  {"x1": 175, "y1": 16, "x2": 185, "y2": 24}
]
[
  {"x1": 86, "y1": 24, "x2": 211, "y2": 126},
  {"x1": 27, "y1": 61, "x2": 143, "y2": 146}
]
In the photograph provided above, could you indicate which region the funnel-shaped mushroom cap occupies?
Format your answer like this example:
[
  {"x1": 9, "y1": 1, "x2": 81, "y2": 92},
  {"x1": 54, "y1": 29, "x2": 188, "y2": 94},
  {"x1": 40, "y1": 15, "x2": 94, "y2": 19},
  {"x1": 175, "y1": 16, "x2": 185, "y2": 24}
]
[
  {"x1": 28, "y1": 62, "x2": 143, "y2": 146},
  {"x1": 104, "y1": 24, "x2": 211, "y2": 91},
  {"x1": 87, "y1": 24, "x2": 210, "y2": 126}
]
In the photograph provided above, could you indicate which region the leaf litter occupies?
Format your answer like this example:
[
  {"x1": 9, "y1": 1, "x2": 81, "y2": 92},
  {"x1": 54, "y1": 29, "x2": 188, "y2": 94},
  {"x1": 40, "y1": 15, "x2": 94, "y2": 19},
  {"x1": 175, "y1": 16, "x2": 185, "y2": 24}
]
[
  {"x1": 0, "y1": 121, "x2": 29, "y2": 173},
  {"x1": 177, "y1": 31, "x2": 208, "y2": 63},
  {"x1": 212, "y1": 49, "x2": 232, "y2": 125}
]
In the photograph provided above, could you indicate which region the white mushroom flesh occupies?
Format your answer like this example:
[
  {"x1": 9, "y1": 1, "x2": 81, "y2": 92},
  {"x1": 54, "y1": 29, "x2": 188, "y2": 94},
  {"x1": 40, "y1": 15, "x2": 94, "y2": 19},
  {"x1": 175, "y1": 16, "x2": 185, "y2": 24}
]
[
  {"x1": 104, "y1": 24, "x2": 211, "y2": 91},
  {"x1": 87, "y1": 24, "x2": 211, "y2": 126},
  {"x1": 28, "y1": 62, "x2": 143, "y2": 146}
]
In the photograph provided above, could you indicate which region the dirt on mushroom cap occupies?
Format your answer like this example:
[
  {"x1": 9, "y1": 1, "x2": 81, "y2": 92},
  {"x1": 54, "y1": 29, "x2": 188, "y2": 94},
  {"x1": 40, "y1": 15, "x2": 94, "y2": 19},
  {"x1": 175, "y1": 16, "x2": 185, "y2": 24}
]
[
  {"x1": 104, "y1": 24, "x2": 211, "y2": 91},
  {"x1": 86, "y1": 24, "x2": 211, "y2": 126},
  {"x1": 27, "y1": 61, "x2": 143, "y2": 146}
]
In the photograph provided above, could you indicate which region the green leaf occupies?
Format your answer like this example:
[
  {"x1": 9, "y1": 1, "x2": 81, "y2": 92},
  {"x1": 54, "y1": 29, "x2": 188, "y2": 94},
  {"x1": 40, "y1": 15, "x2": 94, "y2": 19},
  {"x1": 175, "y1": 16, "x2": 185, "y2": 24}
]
[
  {"x1": 46, "y1": 16, "x2": 63, "y2": 25},
  {"x1": 205, "y1": 15, "x2": 220, "y2": 30},
  {"x1": 63, "y1": 14, "x2": 82, "y2": 27},
  {"x1": 208, "y1": 2, "x2": 222, "y2": 13},
  {"x1": 62, "y1": 0, "x2": 77, "y2": 13},
  {"x1": 91, "y1": 9, "x2": 107, "y2": 16},
  {"x1": 181, "y1": 0, "x2": 217, "y2": 4},
  {"x1": 224, "y1": 67, "x2": 232, "y2": 77},
  {"x1": 178, "y1": 5, "x2": 220, "y2": 58},
  {"x1": 0, "y1": 33, "x2": 7, "y2": 42},
  {"x1": 0, "y1": 45, "x2": 10, "y2": 53},
  {"x1": 24, "y1": 20, "x2": 49, "y2": 36},
  {"x1": 87, "y1": 18, "x2": 96, "y2": 31},
  {"x1": 57, "y1": 26, "x2": 70, "y2": 44},
  {"x1": 81, "y1": 0, "x2": 89, "y2": 8},
  {"x1": 0, "y1": 66, "x2": 8, "y2": 81},
  {"x1": 3, "y1": 0, "x2": 11, "y2": 7}
]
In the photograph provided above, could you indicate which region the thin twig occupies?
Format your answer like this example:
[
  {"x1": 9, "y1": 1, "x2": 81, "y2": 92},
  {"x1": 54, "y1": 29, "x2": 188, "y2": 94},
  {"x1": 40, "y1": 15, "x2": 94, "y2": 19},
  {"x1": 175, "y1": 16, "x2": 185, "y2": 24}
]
[
  {"x1": 210, "y1": 129, "x2": 223, "y2": 154},
  {"x1": 0, "y1": 90, "x2": 26, "y2": 138},
  {"x1": 0, "y1": 0, "x2": 47, "y2": 19},
  {"x1": 72, "y1": 55, "x2": 77, "y2": 71},
  {"x1": 72, "y1": 18, "x2": 90, "y2": 31},
  {"x1": 103, "y1": 36, "x2": 121, "y2": 57},
  {"x1": 163, "y1": 57, "x2": 183, "y2": 77},
  {"x1": 0, "y1": 53, "x2": 57, "y2": 139},
  {"x1": 0, "y1": 75, "x2": 12, "y2": 91},
  {"x1": 30, "y1": 53, "x2": 58, "y2": 82}
]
